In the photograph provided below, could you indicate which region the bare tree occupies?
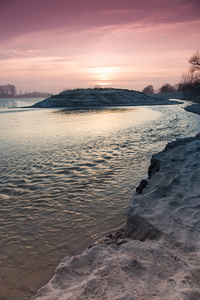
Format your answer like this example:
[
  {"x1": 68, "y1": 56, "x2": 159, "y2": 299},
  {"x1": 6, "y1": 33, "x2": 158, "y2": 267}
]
[
  {"x1": 0, "y1": 84, "x2": 17, "y2": 96},
  {"x1": 179, "y1": 71, "x2": 200, "y2": 91},
  {"x1": 8, "y1": 84, "x2": 17, "y2": 96},
  {"x1": 189, "y1": 50, "x2": 200, "y2": 72}
]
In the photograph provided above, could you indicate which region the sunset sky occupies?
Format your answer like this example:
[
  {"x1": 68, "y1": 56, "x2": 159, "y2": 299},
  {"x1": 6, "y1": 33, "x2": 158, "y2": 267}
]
[{"x1": 0, "y1": 0, "x2": 200, "y2": 94}]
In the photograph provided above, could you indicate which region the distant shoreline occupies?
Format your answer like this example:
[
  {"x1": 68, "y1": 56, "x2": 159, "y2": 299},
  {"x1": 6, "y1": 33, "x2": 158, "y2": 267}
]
[
  {"x1": 30, "y1": 88, "x2": 182, "y2": 109},
  {"x1": 184, "y1": 104, "x2": 200, "y2": 115},
  {"x1": 0, "y1": 95, "x2": 50, "y2": 99}
]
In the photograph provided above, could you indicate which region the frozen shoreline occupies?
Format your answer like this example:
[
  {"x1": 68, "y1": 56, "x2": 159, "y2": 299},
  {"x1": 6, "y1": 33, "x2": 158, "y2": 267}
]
[{"x1": 32, "y1": 132, "x2": 200, "y2": 300}]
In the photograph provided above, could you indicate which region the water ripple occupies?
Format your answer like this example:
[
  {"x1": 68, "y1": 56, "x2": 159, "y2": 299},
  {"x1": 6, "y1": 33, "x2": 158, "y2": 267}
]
[{"x1": 0, "y1": 105, "x2": 199, "y2": 299}]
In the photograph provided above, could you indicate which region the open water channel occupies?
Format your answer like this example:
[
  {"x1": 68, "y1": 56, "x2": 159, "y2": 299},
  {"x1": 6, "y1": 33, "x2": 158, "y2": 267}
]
[{"x1": 0, "y1": 98, "x2": 199, "y2": 299}]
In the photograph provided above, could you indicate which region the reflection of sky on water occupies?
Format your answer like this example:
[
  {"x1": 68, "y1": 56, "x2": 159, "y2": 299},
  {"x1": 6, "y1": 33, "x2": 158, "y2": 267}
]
[
  {"x1": 0, "y1": 98, "x2": 43, "y2": 109},
  {"x1": 0, "y1": 102, "x2": 200, "y2": 299},
  {"x1": 0, "y1": 105, "x2": 161, "y2": 152}
]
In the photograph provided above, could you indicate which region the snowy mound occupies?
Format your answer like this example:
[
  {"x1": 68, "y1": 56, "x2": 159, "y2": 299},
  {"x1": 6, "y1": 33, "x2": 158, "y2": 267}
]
[
  {"x1": 32, "y1": 133, "x2": 200, "y2": 300},
  {"x1": 32, "y1": 88, "x2": 180, "y2": 108}
]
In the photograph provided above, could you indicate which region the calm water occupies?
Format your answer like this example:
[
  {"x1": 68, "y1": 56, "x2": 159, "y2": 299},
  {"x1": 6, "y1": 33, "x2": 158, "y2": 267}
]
[{"x1": 0, "y1": 98, "x2": 199, "y2": 299}]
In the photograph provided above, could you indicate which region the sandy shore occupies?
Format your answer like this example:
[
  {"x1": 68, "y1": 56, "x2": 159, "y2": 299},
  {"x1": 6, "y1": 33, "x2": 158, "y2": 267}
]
[{"x1": 31, "y1": 131, "x2": 200, "y2": 300}]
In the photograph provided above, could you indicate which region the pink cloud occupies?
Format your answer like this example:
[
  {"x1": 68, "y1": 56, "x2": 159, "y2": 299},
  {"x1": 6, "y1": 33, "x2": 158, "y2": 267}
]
[
  {"x1": 0, "y1": 0, "x2": 199, "y2": 40},
  {"x1": 0, "y1": 0, "x2": 199, "y2": 92}
]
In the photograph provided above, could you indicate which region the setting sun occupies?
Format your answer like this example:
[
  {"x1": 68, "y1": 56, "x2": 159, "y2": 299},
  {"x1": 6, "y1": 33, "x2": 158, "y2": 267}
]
[
  {"x1": 93, "y1": 67, "x2": 117, "y2": 80},
  {"x1": 89, "y1": 66, "x2": 122, "y2": 86},
  {"x1": 0, "y1": 0, "x2": 199, "y2": 93}
]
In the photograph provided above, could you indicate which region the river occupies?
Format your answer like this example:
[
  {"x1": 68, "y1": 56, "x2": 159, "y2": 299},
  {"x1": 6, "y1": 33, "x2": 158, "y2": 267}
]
[{"x1": 0, "y1": 98, "x2": 199, "y2": 299}]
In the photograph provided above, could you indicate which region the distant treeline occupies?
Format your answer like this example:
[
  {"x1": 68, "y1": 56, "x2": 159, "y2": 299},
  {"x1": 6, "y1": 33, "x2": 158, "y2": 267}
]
[
  {"x1": 142, "y1": 50, "x2": 200, "y2": 97},
  {"x1": 142, "y1": 79, "x2": 200, "y2": 95},
  {"x1": 0, "y1": 84, "x2": 51, "y2": 98},
  {"x1": 15, "y1": 91, "x2": 51, "y2": 98},
  {"x1": 0, "y1": 84, "x2": 17, "y2": 97}
]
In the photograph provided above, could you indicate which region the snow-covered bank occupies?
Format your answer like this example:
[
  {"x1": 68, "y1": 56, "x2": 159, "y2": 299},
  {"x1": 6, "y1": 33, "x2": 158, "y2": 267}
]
[
  {"x1": 185, "y1": 104, "x2": 200, "y2": 115},
  {"x1": 32, "y1": 133, "x2": 200, "y2": 300},
  {"x1": 31, "y1": 88, "x2": 180, "y2": 108}
]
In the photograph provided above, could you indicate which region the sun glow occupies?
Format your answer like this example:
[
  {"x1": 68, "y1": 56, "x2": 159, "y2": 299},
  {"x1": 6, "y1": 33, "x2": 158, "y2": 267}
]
[
  {"x1": 88, "y1": 66, "x2": 121, "y2": 86},
  {"x1": 93, "y1": 67, "x2": 117, "y2": 80}
]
